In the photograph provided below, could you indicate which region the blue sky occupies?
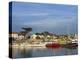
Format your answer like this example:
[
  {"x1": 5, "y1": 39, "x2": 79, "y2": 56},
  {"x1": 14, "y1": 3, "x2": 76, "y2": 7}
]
[{"x1": 11, "y1": 2, "x2": 78, "y2": 34}]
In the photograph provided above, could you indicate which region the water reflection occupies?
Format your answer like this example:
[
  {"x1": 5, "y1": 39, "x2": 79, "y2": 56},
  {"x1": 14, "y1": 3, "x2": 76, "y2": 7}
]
[{"x1": 11, "y1": 47, "x2": 78, "y2": 58}]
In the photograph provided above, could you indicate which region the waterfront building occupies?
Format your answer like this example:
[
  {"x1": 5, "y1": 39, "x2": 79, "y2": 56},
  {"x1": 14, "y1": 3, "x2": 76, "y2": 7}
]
[
  {"x1": 9, "y1": 32, "x2": 18, "y2": 40},
  {"x1": 18, "y1": 35, "x2": 24, "y2": 40},
  {"x1": 31, "y1": 34, "x2": 37, "y2": 40}
]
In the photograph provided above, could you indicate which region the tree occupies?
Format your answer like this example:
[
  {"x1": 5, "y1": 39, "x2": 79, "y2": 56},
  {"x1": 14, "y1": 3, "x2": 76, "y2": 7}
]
[
  {"x1": 21, "y1": 27, "x2": 32, "y2": 39},
  {"x1": 41, "y1": 31, "x2": 49, "y2": 42},
  {"x1": 22, "y1": 27, "x2": 32, "y2": 32}
]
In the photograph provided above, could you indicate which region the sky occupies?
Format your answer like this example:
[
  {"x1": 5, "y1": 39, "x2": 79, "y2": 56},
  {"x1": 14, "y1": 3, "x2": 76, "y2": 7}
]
[{"x1": 10, "y1": 2, "x2": 78, "y2": 34}]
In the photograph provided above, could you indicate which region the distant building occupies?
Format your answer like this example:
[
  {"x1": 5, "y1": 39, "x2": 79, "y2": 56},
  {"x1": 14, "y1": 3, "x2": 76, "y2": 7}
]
[
  {"x1": 31, "y1": 34, "x2": 37, "y2": 40},
  {"x1": 9, "y1": 32, "x2": 18, "y2": 40},
  {"x1": 52, "y1": 39, "x2": 59, "y2": 43},
  {"x1": 52, "y1": 35, "x2": 58, "y2": 39},
  {"x1": 18, "y1": 35, "x2": 24, "y2": 40},
  {"x1": 74, "y1": 34, "x2": 78, "y2": 39},
  {"x1": 30, "y1": 33, "x2": 59, "y2": 42}
]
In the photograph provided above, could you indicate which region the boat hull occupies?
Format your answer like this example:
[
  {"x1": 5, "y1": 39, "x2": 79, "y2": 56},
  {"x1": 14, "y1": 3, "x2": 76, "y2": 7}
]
[
  {"x1": 61, "y1": 43, "x2": 78, "y2": 49},
  {"x1": 46, "y1": 43, "x2": 60, "y2": 48}
]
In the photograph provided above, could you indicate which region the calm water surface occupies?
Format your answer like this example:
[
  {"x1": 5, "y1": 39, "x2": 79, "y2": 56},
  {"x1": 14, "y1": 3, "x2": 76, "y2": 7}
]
[{"x1": 11, "y1": 47, "x2": 78, "y2": 58}]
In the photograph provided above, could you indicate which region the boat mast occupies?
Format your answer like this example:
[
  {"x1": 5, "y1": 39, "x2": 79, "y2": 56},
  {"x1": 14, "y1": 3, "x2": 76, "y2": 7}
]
[{"x1": 67, "y1": 19, "x2": 71, "y2": 43}]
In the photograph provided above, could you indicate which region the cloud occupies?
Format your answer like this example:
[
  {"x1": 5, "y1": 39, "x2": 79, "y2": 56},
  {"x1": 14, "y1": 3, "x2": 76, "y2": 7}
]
[
  {"x1": 12, "y1": 2, "x2": 77, "y2": 34},
  {"x1": 12, "y1": 12, "x2": 51, "y2": 17},
  {"x1": 23, "y1": 18, "x2": 69, "y2": 29}
]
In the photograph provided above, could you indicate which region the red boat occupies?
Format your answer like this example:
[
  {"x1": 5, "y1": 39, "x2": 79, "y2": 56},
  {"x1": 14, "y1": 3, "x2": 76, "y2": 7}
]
[{"x1": 46, "y1": 43, "x2": 60, "y2": 48}]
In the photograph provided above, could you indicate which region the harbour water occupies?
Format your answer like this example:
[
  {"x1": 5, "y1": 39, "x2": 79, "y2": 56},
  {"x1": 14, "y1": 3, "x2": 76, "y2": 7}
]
[{"x1": 10, "y1": 47, "x2": 78, "y2": 58}]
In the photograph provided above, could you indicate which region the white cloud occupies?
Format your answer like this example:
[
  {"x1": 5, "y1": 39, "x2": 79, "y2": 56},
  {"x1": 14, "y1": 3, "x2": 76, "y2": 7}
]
[{"x1": 12, "y1": 12, "x2": 51, "y2": 17}]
